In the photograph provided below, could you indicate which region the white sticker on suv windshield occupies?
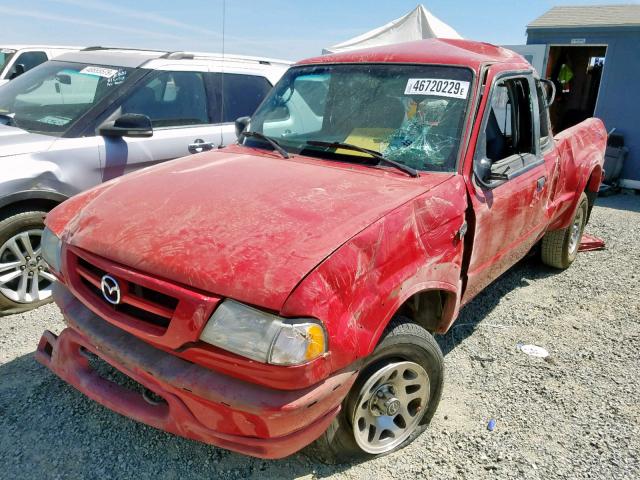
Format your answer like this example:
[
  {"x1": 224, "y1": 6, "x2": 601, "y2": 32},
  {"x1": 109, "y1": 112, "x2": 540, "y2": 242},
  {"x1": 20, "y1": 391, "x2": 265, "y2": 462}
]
[
  {"x1": 39, "y1": 115, "x2": 72, "y2": 126},
  {"x1": 404, "y1": 78, "x2": 470, "y2": 99},
  {"x1": 79, "y1": 66, "x2": 118, "y2": 78}
]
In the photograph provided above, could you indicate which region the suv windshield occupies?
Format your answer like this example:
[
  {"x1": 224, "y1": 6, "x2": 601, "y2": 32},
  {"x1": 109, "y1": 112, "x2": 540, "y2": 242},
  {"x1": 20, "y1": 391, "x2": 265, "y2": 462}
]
[
  {"x1": 0, "y1": 61, "x2": 135, "y2": 136},
  {"x1": 0, "y1": 49, "x2": 16, "y2": 72},
  {"x1": 247, "y1": 64, "x2": 473, "y2": 172}
]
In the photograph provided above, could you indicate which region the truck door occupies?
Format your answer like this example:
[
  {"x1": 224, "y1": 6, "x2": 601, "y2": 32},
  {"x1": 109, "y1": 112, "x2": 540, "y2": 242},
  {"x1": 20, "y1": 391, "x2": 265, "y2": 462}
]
[{"x1": 462, "y1": 70, "x2": 551, "y2": 303}]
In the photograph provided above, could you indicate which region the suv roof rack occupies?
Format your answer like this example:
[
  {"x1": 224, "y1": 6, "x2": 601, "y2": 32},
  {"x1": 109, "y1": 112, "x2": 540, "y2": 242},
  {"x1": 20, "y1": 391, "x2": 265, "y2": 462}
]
[
  {"x1": 80, "y1": 47, "x2": 291, "y2": 66},
  {"x1": 82, "y1": 46, "x2": 166, "y2": 54},
  {"x1": 158, "y1": 51, "x2": 291, "y2": 65}
]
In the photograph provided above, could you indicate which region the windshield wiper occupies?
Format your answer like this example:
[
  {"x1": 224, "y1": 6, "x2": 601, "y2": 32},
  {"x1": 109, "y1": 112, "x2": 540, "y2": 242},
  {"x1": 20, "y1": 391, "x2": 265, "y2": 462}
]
[
  {"x1": 241, "y1": 131, "x2": 290, "y2": 159},
  {"x1": 305, "y1": 140, "x2": 419, "y2": 178}
]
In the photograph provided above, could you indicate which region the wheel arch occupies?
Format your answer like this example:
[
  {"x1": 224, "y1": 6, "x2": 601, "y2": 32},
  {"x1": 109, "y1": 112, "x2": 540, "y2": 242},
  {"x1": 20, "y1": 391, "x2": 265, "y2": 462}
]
[
  {"x1": 366, "y1": 282, "x2": 460, "y2": 354},
  {"x1": 0, "y1": 190, "x2": 68, "y2": 222},
  {"x1": 584, "y1": 165, "x2": 602, "y2": 223}
]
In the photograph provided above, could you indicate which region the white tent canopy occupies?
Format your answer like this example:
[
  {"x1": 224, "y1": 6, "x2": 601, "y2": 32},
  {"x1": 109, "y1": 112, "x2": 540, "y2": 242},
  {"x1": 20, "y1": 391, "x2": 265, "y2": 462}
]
[{"x1": 323, "y1": 5, "x2": 462, "y2": 54}]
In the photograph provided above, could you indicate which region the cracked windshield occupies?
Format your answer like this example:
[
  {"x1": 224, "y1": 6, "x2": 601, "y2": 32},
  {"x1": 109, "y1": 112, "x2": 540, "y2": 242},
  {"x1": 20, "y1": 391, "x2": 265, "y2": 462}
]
[{"x1": 248, "y1": 64, "x2": 473, "y2": 172}]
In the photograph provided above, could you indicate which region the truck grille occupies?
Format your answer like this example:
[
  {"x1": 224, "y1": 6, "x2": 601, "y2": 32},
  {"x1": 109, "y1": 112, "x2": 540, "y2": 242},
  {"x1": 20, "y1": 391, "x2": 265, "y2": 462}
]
[
  {"x1": 75, "y1": 256, "x2": 178, "y2": 329},
  {"x1": 67, "y1": 248, "x2": 180, "y2": 333}
]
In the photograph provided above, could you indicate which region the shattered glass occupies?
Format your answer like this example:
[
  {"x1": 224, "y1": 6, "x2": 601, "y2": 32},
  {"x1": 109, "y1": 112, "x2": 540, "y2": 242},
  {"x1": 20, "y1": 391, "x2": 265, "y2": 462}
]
[
  {"x1": 249, "y1": 64, "x2": 472, "y2": 172},
  {"x1": 383, "y1": 99, "x2": 462, "y2": 171}
]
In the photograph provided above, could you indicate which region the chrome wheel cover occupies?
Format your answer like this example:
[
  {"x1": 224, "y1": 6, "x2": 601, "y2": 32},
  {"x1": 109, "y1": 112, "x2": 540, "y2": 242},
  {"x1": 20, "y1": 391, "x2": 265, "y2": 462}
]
[
  {"x1": 352, "y1": 361, "x2": 430, "y2": 454},
  {"x1": 0, "y1": 229, "x2": 55, "y2": 304}
]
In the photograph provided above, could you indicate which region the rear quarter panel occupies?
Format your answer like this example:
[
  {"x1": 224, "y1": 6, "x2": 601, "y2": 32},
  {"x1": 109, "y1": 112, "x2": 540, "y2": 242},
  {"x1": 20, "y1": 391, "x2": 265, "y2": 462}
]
[
  {"x1": 281, "y1": 176, "x2": 467, "y2": 373},
  {"x1": 547, "y1": 118, "x2": 607, "y2": 230}
]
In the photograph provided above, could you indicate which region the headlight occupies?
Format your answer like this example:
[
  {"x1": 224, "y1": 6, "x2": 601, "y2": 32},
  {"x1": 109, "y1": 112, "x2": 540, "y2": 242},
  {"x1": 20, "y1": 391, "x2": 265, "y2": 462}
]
[
  {"x1": 199, "y1": 299, "x2": 327, "y2": 365},
  {"x1": 41, "y1": 228, "x2": 62, "y2": 274}
]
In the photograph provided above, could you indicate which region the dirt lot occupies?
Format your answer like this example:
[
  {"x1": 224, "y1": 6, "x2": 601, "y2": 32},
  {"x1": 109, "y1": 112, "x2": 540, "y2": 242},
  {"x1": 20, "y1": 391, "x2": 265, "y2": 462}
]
[{"x1": 1, "y1": 194, "x2": 639, "y2": 479}]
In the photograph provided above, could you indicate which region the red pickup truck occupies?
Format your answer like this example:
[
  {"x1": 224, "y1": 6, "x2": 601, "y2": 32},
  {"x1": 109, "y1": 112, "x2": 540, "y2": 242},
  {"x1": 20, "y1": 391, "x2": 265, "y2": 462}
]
[{"x1": 36, "y1": 39, "x2": 606, "y2": 463}]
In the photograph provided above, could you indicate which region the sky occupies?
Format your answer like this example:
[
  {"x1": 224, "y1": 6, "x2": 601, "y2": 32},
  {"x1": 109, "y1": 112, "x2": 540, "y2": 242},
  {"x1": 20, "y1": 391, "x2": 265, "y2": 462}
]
[{"x1": 0, "y1": 0, "x2": 635, "y2": 60}]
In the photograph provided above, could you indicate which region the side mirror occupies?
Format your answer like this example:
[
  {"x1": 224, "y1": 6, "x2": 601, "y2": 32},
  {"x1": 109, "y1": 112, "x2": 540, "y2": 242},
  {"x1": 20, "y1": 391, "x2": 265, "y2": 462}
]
[
  {"x1": 55, "y1": 74, "x2": 72, "y2": 85},
  {"x1": 235, "y1": 116, "x2": 250, "y2": 138},
  {"x1": 99, "y1": 113, "x2": 153, "y2": 138},
  {"x1": 476, "y1": 157, "x2": 492, "y2": 183},
  {"x1": 9, "y1": 64, "x2": 25, "y2": 80},
  {"x1": 540, "y1": 79, "x2": 556, "y2": 108}
]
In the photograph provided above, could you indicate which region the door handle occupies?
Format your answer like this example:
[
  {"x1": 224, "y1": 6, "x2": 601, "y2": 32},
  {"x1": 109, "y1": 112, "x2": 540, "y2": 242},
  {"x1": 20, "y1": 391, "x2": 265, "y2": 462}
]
[
  {"x1": 188, "y1": 139, "x2": 216, "y2": 154},
  {"x1": 536, "y1": 176, "x2": 546, "y2": 191}
]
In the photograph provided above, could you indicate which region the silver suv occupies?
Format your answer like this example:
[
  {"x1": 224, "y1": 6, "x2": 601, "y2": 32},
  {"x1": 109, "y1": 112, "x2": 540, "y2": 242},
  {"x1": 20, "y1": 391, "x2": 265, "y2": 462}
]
[{"x1": 0, "y1": 47, "x2": 289, "y2": 314}]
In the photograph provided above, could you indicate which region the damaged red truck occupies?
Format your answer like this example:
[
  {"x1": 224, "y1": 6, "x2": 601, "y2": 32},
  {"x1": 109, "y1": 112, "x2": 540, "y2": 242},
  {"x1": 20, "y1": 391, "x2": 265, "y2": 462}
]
[{"x1": 35, "y1": 39, "x2": 606, "y2": 463}]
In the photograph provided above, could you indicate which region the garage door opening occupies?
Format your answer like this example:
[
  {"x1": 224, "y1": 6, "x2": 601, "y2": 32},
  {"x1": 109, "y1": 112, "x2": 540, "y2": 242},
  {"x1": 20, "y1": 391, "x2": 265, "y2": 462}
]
[{"x1": 545, "y1": 45, "x2": 606, "y2": 132}]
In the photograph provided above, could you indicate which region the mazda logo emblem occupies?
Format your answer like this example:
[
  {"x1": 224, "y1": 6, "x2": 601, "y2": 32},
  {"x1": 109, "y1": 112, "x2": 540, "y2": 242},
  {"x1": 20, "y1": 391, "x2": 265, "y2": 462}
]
[{"x1": 100, "y1": 275, "x2": 121, "y2": 305}]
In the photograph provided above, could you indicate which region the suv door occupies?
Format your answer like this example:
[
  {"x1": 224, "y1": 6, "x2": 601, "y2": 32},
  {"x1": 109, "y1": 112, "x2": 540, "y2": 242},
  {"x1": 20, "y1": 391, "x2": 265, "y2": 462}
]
[
  {"x1": 97, "y1": 69, "x2": 275, "y2": 181},
  {"x1": 97, "y1": 68, "x2": 219, "y2": 181},
  {"x1": 463, "y1": 70, "x2": 551, "y2": 303}
]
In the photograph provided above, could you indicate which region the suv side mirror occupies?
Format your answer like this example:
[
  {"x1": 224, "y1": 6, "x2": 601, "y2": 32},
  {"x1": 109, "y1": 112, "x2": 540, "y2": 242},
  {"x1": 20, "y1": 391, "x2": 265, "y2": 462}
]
[
  {"x1": 9, "y1": 64, "x2": 25, "y2": 80},
  {"x1": 99, "y1": 114, "x2": 153, "y2": 138},
  {"x1": 235, "y1": 116, "x2": 250, "y2": 138},
  {"x1": 55, "y1": 74, "x2": 72, "y2": 85}
]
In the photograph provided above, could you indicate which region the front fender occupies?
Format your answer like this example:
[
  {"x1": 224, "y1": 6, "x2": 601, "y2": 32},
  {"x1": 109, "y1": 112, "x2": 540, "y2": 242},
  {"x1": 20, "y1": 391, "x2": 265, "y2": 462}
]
[{"x1": 281, "y1": 176, "x2": 467, "y2": 373}]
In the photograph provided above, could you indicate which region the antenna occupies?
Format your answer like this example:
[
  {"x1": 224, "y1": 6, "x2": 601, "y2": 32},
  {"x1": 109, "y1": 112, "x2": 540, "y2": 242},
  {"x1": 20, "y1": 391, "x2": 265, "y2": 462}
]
[{"x1": 219, "y1": 0, "x2": 226, "y2": 147}]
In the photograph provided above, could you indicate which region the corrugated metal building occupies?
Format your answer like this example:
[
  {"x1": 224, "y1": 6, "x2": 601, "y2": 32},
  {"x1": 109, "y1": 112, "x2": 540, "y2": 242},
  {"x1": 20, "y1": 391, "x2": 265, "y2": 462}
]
[{"x1": 525, "y1": 4, "x2": 640, "y2": 188}]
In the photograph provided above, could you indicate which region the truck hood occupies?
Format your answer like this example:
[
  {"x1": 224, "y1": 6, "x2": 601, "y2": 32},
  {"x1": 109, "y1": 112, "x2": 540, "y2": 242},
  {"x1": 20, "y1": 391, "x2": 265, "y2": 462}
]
[
  {"x1": 62, "y1": 147, "x2": 449, "y2": 311},
  {"x1": 0, "y1": 124, "x2": 56, "y2": 158}
]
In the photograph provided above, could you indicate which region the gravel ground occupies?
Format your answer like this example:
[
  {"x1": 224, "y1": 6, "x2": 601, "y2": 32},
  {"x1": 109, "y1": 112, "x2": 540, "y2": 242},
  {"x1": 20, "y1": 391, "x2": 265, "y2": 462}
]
[{"x1": 1, "y1": 193, "x2": 639, "y2": 480}]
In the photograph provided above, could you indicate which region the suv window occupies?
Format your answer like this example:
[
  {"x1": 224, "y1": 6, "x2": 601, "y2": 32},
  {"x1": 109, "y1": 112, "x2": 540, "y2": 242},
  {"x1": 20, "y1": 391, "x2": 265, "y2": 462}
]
[
  {"x1": 0, "y1": 61, "x2": 135, "y2": 136},
  {"x1": 211, "y1": 73, "x2": 272, "y2": 123},
  {"x1": 121, "y1": 71, "x2": 209, "y2": 127},
  {"x1": 0, "y1": 49, "x2": 16, "y2": 75},
  {"x1": 9, "y1": 51, "x2": 48, "y2": 77},
  {"x1": 484, "y1": 77, "x2": 534, "y2": 162}
]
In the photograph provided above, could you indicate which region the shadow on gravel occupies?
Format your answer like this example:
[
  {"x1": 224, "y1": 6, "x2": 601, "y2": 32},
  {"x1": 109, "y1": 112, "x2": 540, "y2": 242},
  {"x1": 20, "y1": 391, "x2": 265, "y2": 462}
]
[
  {"x1": 436, "y1": 256, "x2": 557, "y2": 357},
  {"x1": 596, "y1": 193, "x2": 640, "y2": 213},
  {"x1": 0, "y1": 352, "x2": 354, "y2": 479}
]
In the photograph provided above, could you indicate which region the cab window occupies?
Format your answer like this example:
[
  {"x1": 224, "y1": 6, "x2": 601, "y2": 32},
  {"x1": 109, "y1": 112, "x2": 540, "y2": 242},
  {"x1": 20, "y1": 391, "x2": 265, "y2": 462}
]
[
  {"x1": 484, "y1": 77, "x2": 534, "y2": 162},
  {"x1": 535, "y1": 80, "x2": 551, "y2": 147}
]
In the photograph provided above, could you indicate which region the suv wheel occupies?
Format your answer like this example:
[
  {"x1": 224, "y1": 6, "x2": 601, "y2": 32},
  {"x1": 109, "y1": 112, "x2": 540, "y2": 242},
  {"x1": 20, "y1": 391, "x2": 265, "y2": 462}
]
[
  {"x1": 306, "y1": 317, "x2": 444, "y2": 464},
  {"x1": 0, "y1": 211, "x2": 55, "y2": 315}
]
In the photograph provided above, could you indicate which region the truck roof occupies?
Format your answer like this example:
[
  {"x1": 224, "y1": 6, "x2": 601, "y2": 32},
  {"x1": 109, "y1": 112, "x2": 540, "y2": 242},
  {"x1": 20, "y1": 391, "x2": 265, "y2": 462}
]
[{"x1": 299, "y1": 38, "x2": 529, "y2": 72}]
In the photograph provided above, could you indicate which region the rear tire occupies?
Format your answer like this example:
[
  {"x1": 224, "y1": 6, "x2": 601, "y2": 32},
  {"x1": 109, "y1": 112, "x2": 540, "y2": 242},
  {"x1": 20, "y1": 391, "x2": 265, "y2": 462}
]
[
  {"x1": 0, "y1": 211, "x2": 54, "y2": 315},
  {"x1": 305, "y1": 317, "x2": 444, "y2": 464},
  {"x1": 541, "y1": 192, "x2": 588, "y2": 269}
]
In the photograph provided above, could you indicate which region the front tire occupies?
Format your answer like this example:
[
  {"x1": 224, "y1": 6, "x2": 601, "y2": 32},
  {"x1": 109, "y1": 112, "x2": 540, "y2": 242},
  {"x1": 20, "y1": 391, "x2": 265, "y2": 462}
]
[
  {"x1": 0, "y1": 211, "x2": 55, "y2": 315},
  {"x1": 306, "y1": 318, "x2": 444, "y2": 464},
  {"x1": 541, "y1": 192, "x2": 588, "y2": 269}
]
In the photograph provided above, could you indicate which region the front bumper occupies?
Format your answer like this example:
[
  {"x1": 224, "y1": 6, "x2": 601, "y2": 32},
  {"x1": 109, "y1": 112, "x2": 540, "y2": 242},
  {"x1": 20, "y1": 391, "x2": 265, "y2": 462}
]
[{"x1": 36, "y1": 284, "x2": 357, "y2": 459}]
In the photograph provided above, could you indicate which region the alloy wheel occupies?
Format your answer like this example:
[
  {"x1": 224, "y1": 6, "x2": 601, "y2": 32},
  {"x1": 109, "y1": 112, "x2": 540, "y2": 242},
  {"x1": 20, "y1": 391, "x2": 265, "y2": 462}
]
[{"x1": 0, "y1": 229, "x2": 55, "y2": 304}]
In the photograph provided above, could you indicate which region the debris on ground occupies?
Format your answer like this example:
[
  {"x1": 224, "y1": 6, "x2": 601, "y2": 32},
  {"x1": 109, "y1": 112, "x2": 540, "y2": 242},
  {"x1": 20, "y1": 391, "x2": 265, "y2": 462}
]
[
  {"x1": 579, "y1": 233, "x2": 606, "y2": 252},
  {"x1": 516, "y1": 343, "x2": 550, "y2": 358}
]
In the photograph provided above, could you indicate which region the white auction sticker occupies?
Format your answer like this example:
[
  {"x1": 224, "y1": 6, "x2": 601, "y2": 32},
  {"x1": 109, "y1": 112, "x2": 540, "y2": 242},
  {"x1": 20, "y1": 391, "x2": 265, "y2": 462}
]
[
  {"x1": 404, "y1": 78, "x2": 470, "y2": 99},
  {"x1": 79, "y1": 66, "x2": 119, "y2": 78}
]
